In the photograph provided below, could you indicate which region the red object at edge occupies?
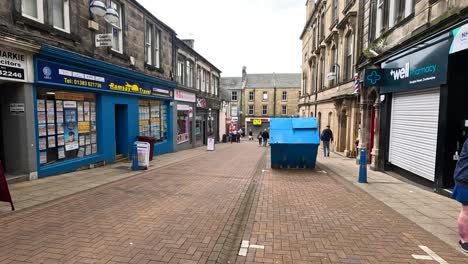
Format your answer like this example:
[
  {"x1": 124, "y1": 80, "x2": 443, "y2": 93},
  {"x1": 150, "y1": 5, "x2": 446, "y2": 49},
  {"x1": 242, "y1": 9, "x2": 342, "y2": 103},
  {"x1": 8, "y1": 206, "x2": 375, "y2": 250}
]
[{"x1": 0, "y1": 161, "x2": 14, "y2": 211}]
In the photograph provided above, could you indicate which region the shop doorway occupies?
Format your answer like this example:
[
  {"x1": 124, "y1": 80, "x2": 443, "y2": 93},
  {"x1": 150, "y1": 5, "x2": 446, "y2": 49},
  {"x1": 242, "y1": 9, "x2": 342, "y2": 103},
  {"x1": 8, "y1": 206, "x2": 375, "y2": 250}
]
[
  {"x1": 338, "y1": 110, "x2": 347, "y2": 152},
  {"x1": 114, "y1": 104, "x2": 128, "y2": 159},
  {"x1": 445, "y1": 49, "x2": 468, "y2": 188},
  {"x1": 0, "y1": 104, "x2": 4, "y2": 170}
]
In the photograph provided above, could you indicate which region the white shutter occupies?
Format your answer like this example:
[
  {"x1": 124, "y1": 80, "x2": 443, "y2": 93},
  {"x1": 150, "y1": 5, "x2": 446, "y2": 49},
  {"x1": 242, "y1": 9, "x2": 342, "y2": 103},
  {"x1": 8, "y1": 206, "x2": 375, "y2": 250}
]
[{"x1": 388, "y1": 88, "x2": 440, "y2": 181}]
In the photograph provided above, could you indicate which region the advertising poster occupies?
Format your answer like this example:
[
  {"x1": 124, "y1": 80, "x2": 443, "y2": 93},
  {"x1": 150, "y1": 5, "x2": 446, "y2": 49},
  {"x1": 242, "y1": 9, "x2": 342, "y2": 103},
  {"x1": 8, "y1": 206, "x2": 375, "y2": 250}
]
[
  {"x1": 91, "y1": 112, "x2": 96, "y2": 122},
  {"x1": 91, "y1": 121, "x2": 97, "y2": 132},
  {"x1": 40, "y1": 151, "x2": 47, "y2": 164},
  {"x1": 78, "y1": 147, "x2": 85, "y2": 157},
  {"x1": 84, "y1": 102, "x2": 90, "y2": 121},
  {"x1": 90, "y1": 102, "x2": 95, "y2": 112},
  {"x1": 37, "y1": 100, "x2": 45, "y2": 112},
  {"x1": 58, "y1": 147, "x2": 65, "y2": 159},
  {"x1": 38, "y1": 124, "x2": 47, "y2": 136},
  {"x1": 47, "y1": 124, "x2": 55, "y2": 135},
  {"x1": 91, "y1": 133, "x2": 97, "y2": 144},
  {"x1": 39, "y1": 137, "x2": 47, "y2": 150},
  {"x1": 92, "y1": 144, "x2": 97, "y2": 154},
  {"x1": 64, "y1": 106, "x2": 79, "y2": 151},
  {"x1": 57, "y1": 134, "x2": 64, "y2": 146},
  {"x1": 86, "y1": 145, "x2": 91, "y2": 155},
  {"x1": 78, "y1": 122, "x2": 90, "y2": 133},
  {"x1": 77, "y1": 102, "x2": 84, "y2": 121},
  {"x1": 56, "y1": 100, "x2": 63, "y2": 111},
  {"x1": 85, "y1": 135, "x2": 91, "y2": 145},
  {"x1": 37, "y1": 112, "x2": 46, "y2": 124},
  {"x1": 48, "y1": 136, "x2": 56, "y2": 148}
]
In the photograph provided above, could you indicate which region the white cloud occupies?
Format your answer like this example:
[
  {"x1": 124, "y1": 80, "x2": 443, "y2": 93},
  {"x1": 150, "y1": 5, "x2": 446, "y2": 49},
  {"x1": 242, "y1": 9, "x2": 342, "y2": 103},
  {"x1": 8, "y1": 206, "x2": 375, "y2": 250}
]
[{"x1": 137, "y1": 0, "x2": 305, "y2": 76}]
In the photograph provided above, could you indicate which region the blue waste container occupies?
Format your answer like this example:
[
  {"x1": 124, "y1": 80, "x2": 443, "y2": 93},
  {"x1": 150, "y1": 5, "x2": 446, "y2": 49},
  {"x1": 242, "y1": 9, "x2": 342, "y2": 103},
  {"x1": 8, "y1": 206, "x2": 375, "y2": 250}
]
[{"x1": 270, "y1": 118, "x2": 320, "y2": 169}]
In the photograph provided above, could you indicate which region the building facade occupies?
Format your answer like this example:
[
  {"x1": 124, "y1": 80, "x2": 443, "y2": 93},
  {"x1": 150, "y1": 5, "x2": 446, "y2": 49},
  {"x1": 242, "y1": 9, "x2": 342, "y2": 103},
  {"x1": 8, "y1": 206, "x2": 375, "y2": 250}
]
[
  {"x1": 174, "y1": 39, "x2": 221, "y2": 150},
  {"x1": 299, "y1": 0, "x2": 361, "y2": 157},
  {"x1": 243, "y1": 73, "x2": 301, "y2": 135},
  {"x1": 357, "y1": 0, "x2": 468, "y2": 192},
  {"x1": 0, "y1": 0, "x2": 219, "y2": 180},
  {"x1": 220, "y1": 70, "x2": 245, "y2": 133}
]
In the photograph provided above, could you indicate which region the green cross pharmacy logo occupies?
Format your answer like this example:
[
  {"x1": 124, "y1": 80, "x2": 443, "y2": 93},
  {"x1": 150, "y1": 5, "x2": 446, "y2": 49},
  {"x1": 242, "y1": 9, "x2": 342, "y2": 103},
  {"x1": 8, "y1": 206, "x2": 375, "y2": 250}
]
[{"x1": 367, "y1": 70, "x2": 382, "y2": 86}]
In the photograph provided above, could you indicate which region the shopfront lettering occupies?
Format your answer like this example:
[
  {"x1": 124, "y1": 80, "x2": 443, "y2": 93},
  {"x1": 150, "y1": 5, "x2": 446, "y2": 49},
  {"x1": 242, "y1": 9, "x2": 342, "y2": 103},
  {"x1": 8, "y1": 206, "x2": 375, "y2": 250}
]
[
  {"x1": 37, "y1": 60, "x2": 173, "y2": 99},
  {"x1": 0, "y1": 50, "x2": 25, "y2": 61}
]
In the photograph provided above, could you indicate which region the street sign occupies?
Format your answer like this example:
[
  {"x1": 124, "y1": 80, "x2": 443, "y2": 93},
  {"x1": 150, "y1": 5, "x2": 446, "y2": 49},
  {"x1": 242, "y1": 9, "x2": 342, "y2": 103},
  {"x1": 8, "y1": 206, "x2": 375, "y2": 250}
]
[
  {"x1": 95, "y1": 34, "x2": 113, "y2": 47},
  {"x1": 9, "y1": 103, "x2": 25, "y2": 113}
]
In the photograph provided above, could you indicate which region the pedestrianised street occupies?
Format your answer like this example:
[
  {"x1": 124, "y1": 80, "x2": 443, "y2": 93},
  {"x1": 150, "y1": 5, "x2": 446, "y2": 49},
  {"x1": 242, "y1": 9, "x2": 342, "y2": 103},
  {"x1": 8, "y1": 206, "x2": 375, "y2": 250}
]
[{"x1": 0, "y1": 142, "x2": 466, "y2": 264}]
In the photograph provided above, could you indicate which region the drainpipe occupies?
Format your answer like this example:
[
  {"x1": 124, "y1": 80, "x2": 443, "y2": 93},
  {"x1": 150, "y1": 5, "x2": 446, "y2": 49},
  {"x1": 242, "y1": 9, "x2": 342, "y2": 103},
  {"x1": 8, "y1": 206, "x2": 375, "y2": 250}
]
[{"x1": 273, "y1": 73, "x2": 277, "y2": 117}]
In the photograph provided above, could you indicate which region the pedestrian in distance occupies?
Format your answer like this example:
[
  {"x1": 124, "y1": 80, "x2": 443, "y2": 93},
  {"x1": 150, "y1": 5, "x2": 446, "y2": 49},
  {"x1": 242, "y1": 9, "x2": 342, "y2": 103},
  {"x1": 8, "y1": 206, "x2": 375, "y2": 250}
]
[
  {"x1": 237, "y1": 128, "x2": 242, "y2": 143},
  {"x1": 229, "y1": 131, "x2": 234, "y2": 144},
  {"x1": 257, "y1": 131, "x2": 263, "y2": 146},
  {"x1": 248, "y1": 129, "x2": 253, "y2": 141},
  {"x1": 452, "y1": 138, "x2": 468, "y2": 253},
  {"x1": 320, "y1": 125, "x2": 333, "y2": 157},
  {"x1": 262, "y1": 129, "x2": 269, "y2": 147}
]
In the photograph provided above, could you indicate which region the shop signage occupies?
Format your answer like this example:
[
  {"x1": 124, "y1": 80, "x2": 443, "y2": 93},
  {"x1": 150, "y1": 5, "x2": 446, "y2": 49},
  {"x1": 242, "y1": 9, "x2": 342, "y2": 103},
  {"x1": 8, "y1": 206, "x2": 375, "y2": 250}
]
[
  {"x1": 253, "y1": 119, "x2": 262, "y2": 125},
  {"x1": 0, "y1": 48, "x2": 27, "y2": 82},
  {"x1": 37, "y1": 60, "x2": 174, "y2": 99},
  {"x1": 9, "y1": 103, "x2": 25, "y2": 113},
  {"x1": 175, "y1": 89, "x2": 196, "y2": 102},
  {"x1": 450, "y1": 23, "x2": 468, "y2": 54},
  {"x1": 196, "y1": 98, "x2": 207, "y2": 108},
  {"x1": 232, "y1": 117, "x2": 238, "y2": 121},
  {"x1": 95, "y1": 34, "x2": 113, "y2": 48},
  {"x1": 177, "y1": 104, "x2": 192, "y2": 111},
  {"x1": 377, "y1": 33, "x2": 452, "y2": 94},
  {"x1": 77, "y1": 122, "x2": 91, "y2": 133}
]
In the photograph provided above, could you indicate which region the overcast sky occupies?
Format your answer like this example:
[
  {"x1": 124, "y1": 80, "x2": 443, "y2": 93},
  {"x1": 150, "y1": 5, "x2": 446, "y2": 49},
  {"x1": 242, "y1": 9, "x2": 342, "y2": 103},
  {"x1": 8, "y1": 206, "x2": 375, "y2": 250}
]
[{"x1": 137, "y1": 0, "x2": 305, "y2": 77}]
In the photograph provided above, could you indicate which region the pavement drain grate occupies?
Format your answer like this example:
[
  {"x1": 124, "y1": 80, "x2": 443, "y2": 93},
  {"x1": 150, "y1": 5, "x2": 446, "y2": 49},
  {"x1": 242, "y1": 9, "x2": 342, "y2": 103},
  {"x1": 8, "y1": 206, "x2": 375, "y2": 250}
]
[{"x1": 114, "y1": 166, "x2": 131, "y2": 170}]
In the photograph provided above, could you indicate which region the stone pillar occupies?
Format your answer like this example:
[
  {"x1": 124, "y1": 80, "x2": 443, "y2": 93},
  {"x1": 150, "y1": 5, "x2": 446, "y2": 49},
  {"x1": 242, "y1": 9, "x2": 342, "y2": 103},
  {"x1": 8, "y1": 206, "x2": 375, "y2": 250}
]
[
  {"x1": 344, "y1": 110, "x2": 352, "y2": 157},
  {"x1": 370, "y1": 102, "x2": 381, "y2": 170}
]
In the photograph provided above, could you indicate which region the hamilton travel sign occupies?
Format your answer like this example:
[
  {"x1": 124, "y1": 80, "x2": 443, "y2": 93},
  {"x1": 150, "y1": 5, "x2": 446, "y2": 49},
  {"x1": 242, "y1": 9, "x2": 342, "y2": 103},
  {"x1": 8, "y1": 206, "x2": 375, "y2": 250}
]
[{"x1": 36, "y1": 60, "x2": 173, "y2": 99}]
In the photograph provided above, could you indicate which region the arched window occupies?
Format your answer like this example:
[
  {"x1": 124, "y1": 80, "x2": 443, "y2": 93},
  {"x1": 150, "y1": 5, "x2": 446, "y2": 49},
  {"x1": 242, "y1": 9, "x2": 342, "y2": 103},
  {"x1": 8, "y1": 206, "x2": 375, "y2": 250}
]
[{"x1": 345, "y1": 32, "x2": 354, "y2": 80}]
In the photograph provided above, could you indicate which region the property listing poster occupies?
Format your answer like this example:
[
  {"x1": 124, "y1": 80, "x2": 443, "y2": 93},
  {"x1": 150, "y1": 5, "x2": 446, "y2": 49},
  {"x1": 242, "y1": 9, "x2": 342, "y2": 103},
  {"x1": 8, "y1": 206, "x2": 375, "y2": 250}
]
[{"x1": 64, "y1": 101, "x2": 79, "y2": 152}]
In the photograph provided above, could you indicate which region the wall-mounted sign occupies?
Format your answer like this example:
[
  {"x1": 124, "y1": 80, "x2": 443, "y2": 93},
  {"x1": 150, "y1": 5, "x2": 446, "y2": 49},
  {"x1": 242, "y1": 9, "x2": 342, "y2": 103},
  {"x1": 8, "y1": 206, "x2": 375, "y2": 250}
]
[
  {"x1": 363, "y1": 69, "x2": 384, "y2": 87},
  {"x1": 196, "y1": 98, "x2": 207, "y2": 108},
  {"x1": 0, "y1": 48, "x2": 27, "y2": 82},
  {"x1": 253, "y1": 119, "x2": 262, "y2": 125},
  {"x1": 95, "y1": 34, "x2": 113, "y2": 48},
  {"x1": 378, "y1": 32, "x2": 452, "y2": 94},
  {"x1": 37, "y1": 60, "x2": 174, "y2": 99},
  {"x1": 174, "y1": 89, "x2": 196, "y2": 102},
  {"x1": 450, "y1": 23, "x2": 468, "y2": 54},
  {"x1": 9, "y1": 103, "x2": 25, "y2": 113}
]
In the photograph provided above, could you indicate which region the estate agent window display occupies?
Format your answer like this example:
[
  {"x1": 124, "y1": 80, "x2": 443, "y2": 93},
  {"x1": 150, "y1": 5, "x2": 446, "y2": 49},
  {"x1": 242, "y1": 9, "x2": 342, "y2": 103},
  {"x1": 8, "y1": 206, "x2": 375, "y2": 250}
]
[
  {"x1": 37, "y1": 89, "x2": 98, "y2": 165},
  {"x1": 138, "y1": 100, "x2": 168, "y2": 141}
]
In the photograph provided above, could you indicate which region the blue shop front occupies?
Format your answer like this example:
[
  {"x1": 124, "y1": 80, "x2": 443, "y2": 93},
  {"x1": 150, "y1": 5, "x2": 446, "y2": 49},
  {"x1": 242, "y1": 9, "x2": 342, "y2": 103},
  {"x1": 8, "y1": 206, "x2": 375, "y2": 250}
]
[{"x1": 34, "y1": 47, "x2": 175, "y2": 177}]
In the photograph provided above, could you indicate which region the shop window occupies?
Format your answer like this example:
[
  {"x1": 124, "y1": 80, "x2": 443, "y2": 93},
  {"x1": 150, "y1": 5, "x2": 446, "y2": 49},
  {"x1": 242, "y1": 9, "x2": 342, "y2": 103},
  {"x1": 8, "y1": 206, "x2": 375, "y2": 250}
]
[
  {"x1": 52, "y1": 0, "x2": 70, "y2": 33},
  {"x1": 177, "y1": 106, "x2": 191, "y2": 144},
  {"x1": 138, "y1": 100, "x2": 168, "y2": 141},
  {"x1": 36, "y1": 89, "x2": 97, "y2": 165},
  {"x1": 22, "y1": 0, "x2": 44, "y2": 23}
]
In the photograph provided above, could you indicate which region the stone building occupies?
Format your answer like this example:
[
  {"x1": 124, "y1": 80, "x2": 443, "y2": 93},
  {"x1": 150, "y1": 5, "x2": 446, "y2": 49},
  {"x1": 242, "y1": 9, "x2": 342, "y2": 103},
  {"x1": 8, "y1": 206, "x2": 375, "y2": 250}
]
[
  {"x1": 0, "y1": 0, "x2": 220, "y2": 180},
  {"x1": 357, "y1": 0, "x2": 468, "y2": 192},
  {"x1": 299, "y1": 0, "x2": 361, "y2": 157},
  {"x1": 174, "y1": 39, "x2": 221, "y2": 150},
  {"x1": 220, "y1": 68, "x2": 245, "y2": 132},
  {"x1": 243, "y1": 72, "x2": 301, "y2": 135}
]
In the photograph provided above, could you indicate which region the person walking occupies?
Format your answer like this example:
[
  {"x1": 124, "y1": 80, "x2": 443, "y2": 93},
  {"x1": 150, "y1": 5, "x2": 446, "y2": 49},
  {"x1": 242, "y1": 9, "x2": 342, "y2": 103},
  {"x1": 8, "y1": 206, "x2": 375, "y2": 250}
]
[
  {"x1": 261, "y1": 129, "x2": 269, "y2": 147},
  {"x1": 320, "y1": 125, "x2": 333, "y2": 157},
  {"x1": 257, "y1": 131, "x2": 263, "y2": 146},
  {"x1": 248, "y1": 129, "x2": 253, "y2": 141},
  {"x1": 237, "y1": 128, "x2": 242, "y2": 143},
  {"x1": 452, "y1": 139, "x2": 468, "y2": 253},
  {"x1": 229, "y1": 130, "x2": 234, "y2": 144}
]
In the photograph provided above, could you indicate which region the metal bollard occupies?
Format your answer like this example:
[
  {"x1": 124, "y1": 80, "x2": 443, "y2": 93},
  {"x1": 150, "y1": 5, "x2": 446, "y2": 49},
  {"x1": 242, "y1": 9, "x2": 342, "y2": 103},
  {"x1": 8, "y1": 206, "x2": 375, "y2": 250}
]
[
  {"x1": 131, "y1": 142, "x2": 139, "y2": 171},
  {"x1": 358, "y1": 149, "x2": 368, "y2": 183}
]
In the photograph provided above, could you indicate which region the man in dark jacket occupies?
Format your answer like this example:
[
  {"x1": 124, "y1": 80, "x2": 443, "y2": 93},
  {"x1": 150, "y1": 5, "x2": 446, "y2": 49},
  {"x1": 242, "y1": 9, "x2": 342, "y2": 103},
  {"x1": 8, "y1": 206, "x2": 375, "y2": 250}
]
[
  {"x1": 452, "y1": 139, "x2": 468, "y2": 252},
  {"x1": 320, "y1": 125, "x2": 333, "y2": 157},
  {"x1": 261, "y1": 129, "x2": 269, "y2": 147}
]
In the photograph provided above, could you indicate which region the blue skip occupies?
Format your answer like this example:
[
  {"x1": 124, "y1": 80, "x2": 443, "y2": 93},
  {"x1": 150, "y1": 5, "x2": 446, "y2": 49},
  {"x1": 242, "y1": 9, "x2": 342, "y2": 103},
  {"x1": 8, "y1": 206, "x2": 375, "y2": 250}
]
[{"x1": 270, "y1": 118, "x2": 320, "y2": 169}]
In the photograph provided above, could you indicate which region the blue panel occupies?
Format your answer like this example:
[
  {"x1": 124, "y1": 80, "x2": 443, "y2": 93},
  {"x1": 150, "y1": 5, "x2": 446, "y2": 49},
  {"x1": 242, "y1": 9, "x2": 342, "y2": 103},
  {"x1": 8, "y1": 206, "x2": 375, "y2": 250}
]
[
  {"x1": 292, "y1": 118, "x2": 317, "y2": 129},
  {"x1": 270, "y1": 118, "x2": 319, "y2": 144}
]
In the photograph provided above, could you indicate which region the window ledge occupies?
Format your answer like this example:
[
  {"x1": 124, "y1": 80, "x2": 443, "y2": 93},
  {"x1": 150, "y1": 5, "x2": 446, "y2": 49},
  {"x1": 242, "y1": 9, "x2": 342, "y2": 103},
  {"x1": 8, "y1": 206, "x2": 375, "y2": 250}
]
[
  {"x1": 379, "y1": 13, "x2": 415, "y2": 40},
  {"x1": 108, "y1": 48, "x2": 130, "y2": 61},
  {"x1": 14, "y1": 12, "x2": 80, "y2": 42},
  {"x1": 342, "y1": 0, "x2": 356, "y2": 15},
  {"x1": 145, "y1": 63, "x2": 164, "y2": 73}
]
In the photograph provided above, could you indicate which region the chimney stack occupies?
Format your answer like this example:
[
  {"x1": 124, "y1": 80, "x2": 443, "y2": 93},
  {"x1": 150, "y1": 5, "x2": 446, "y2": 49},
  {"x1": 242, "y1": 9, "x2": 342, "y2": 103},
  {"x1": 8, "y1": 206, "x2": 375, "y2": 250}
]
[{"x1": 182, "y1": 39, "x2": 195, "y2": 49}]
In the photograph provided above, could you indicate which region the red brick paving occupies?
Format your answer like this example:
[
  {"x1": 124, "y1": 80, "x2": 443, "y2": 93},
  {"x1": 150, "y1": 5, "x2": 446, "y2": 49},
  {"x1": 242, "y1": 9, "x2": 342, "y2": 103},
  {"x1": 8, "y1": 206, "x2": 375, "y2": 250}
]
[{"x1": 0, "y1": 143, "x2": 467, "y2": 263}]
